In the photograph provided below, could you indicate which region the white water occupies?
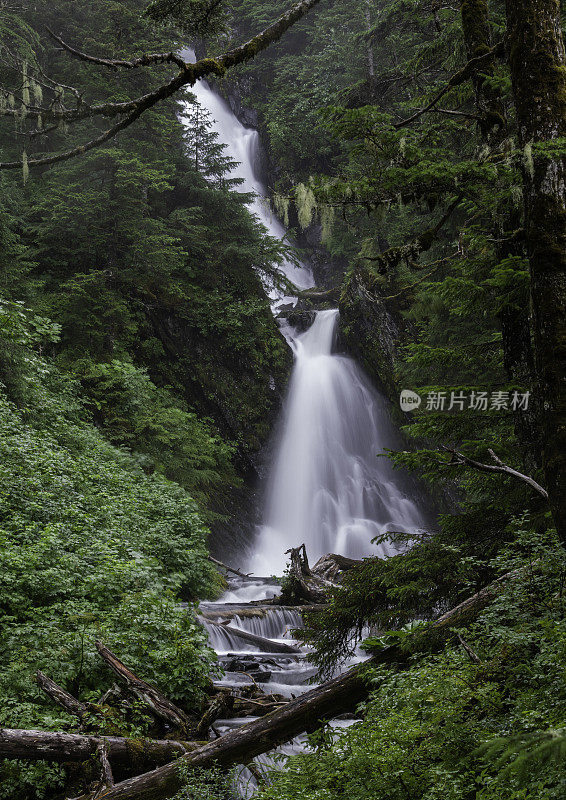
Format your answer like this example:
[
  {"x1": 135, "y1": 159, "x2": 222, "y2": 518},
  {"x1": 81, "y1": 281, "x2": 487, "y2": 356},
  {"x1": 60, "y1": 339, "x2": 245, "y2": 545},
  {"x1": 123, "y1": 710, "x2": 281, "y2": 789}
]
[
  {"x1": 179, "y1": 49, "x2": 433, "y2": 796},
  {"x1": 251, "y1": 309, "x2": 427, "y2": 574},
  {"x1": 199, "y1": 576, "x2": 358, "y2": 796},
  {"x1": 181, "y1": 48, "x2": 314, "y2": 296},
  {"x1": 181, "y1": 48, "x2": 428, "y2": 577}
]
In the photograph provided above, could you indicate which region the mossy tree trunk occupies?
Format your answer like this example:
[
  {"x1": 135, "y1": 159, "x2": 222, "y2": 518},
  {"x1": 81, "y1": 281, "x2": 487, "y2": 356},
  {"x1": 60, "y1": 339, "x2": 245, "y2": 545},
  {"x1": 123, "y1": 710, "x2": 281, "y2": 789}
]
[
  {"x1": 460, "y1": 3, "x2": 540, "y2": 465},
  {"x1": 460, "y1": 0, "x2": 505, "y2": 137},
  {"x1": 504, "y1": 0, "x2": 566, "y2": 542}
]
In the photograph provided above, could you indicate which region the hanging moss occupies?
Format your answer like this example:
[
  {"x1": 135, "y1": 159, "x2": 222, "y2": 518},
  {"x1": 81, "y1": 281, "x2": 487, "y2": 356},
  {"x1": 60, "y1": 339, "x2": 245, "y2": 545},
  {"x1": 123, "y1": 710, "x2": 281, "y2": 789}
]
[
  {"x1": 295, "y1": 182, "x2": 316, "y2": 229},
  {"x1": 320, "y1": 204, "x2": 335, "y2": 244},
  {"x1": 274, "y1": 192, "x2": 290, "y2": 227}
]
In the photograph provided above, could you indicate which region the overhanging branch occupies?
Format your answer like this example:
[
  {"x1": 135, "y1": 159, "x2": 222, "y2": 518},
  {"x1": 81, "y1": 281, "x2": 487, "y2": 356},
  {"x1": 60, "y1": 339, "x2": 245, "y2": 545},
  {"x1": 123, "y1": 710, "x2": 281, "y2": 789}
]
[
  {"x1": 394, "y1": 41, "x2": 504, "y2": 130},
  {"x1": 46, "y1": 27, "x2": 187, "y2": 70},
  {"x1": 441, "y1": 445, "x2": 549, "y2": 499},
  {"x1": 0, "y1": 0, "x2": 323, "y2": 170}
]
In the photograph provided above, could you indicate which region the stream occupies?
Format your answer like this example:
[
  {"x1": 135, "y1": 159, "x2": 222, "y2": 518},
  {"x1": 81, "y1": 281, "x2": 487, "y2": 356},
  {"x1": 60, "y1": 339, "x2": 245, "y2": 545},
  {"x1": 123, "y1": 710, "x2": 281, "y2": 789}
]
[
  {"x1": 181, "y1": 52, "x2": 429, "y2": 794},
  {"x1": 199, "y1": 575, "x2": 357, "y2": 796}
]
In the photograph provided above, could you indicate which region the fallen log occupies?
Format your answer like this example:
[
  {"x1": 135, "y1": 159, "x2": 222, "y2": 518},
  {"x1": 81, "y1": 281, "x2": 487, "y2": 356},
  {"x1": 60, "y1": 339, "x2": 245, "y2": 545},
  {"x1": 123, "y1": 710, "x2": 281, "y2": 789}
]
[
  {"x1": 217, "y1": 623, "x2": 301, "y2": 655},
  {"x1": 78, "y1": 568, "x2": 520, "y2": 800},
  {"x1": 95, "y1": 642, "x2": 190, "y2": 731},
  {"x1": 195, "y1": 692, "x2": 234, "y2": 738},
  {"x1": 36, "y1": 671, "x2": 89, "y2": 721},
  {"x1": 0, "y1": 729, "x2": 195, "y2": 767},
  {"x1": 208, "y1": 555, "x2": 252, "y2": 580},
  {"x1": 232, "y1": 696, "x2": 288, "y2": 717},
  {"x1": 199, "y1": 604, "x2": 328, "y2": 622},
  {"x1": 296, "y1": 286, "x2": 340, "y2": 302}
]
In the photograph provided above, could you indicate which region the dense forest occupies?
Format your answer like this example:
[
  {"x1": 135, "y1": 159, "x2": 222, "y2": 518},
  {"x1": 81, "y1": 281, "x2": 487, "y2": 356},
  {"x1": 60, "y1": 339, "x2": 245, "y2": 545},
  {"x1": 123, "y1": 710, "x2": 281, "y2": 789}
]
[{"x1": 0, "y1": 1, "x2": 565, "y2": 799}]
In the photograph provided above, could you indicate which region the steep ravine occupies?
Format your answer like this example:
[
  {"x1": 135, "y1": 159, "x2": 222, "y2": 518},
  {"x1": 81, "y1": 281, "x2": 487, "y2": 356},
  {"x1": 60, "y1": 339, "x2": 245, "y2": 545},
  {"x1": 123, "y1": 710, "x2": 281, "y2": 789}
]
[{"x1": 218, "y1": 74, "x2": 411, "y2": 409}]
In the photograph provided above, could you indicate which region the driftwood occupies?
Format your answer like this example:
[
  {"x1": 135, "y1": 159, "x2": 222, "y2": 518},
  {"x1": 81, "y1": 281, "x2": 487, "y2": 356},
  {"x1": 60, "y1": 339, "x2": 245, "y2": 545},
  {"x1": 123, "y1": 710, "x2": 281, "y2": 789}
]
[
  {"x1": 281, "y1": 545, "x2": 339, "y2": 604},
  {"x1": 36, "y1": 671, "x2": 89, "y2": 721},
  {"x1": 195, "y1": 692, "x2": 234, "y2": 738},
  {"x1": 95, "y1": 642, "x2": 190, "y2": 731},
  {"x1": 232, "y1": 696, "x2": 288, "y2": 717},
  {"x1": 457, "y1": 633, "x2": 482, "y2": 664},
  {"x1": 208, "y1": 555, "x2": 252, "y2": 580},
  {"x1": 217, "y1": 622, "x2": 301, "y2": 655},
  {"x1": 0, "y1": 729, "x2": 194, "y2": 767},
  {"x1": 70, "y1": 568, "x2": 520, "y2": 800},
  {"x1": 199, "y1": 604, "x2": 328, "y2": 622}
]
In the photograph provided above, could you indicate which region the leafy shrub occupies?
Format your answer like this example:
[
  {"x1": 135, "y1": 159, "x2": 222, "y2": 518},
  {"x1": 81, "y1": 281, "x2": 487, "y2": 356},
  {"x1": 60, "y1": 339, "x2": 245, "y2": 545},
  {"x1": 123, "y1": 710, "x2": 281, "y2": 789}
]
[{"x1": 0, "y1": 303, "x2": 220, "y2": 798}]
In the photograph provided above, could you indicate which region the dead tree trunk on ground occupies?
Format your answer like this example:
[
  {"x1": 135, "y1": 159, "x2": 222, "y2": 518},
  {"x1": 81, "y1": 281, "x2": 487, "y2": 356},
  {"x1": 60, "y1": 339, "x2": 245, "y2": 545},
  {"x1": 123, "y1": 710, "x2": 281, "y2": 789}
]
[
  {"x1": 95, "y1": 642, "x2": 190, "y2": 731},
  {"x1": 0, "y1": 729, "x2": 193, "y2": 767},
  {"x1": 66, "y1": 568, "x2": 520, "y2": 800}
]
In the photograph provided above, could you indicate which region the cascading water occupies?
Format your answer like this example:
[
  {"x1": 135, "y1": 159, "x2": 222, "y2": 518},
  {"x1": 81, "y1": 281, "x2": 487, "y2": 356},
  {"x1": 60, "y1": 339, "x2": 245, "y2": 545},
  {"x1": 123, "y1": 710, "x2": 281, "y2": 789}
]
[
  {"x1": 251, "y1": 309, "x2": 426, "y2": 574},
  {"x1": 181, "y1": 48, "x2": 314, "y2": 295},
  {"x1": 181, "y1": 49, "x2": 430, "y2": 794},
  {"x1": 181, "y1": 49, "x2": 427, "y2": 576}
]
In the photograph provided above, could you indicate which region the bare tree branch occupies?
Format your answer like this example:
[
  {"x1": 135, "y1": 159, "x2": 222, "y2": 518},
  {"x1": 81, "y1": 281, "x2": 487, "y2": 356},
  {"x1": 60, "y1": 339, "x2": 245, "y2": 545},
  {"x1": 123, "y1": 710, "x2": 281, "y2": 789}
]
[
  {"x1": 46, "y1": 27, "x2": 187, "y2": 71},
  {"x1": 394, "y1": 41, "x2": 504, "y2": 130},
  {"x1": 95, "y1": 642, "x2": 190, "y2": 731},
  {"x1": 441, "y1": 445, "x2": 549, "y2": 499},
  {"x1": 456, "y1": 633, "x2": 482, "y2": 664},
  {"x1": 35, "y1": 671, "x2": 89, "y2": 721},
  {"x1": 208, "y1": 554, "x2": 253, "y2": 579}
]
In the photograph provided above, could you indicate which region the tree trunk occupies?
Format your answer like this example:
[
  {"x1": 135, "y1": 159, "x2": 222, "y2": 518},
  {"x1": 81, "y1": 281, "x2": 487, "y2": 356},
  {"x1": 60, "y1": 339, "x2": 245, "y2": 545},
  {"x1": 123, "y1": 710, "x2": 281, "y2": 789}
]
[
  {"x1": 504, "y1": 0, "x2": 566, "y2": 542},
  {"x1": 36, "y1": 671, "x2": 89, "y2": 721},
  {"x1": 0, "y1": 729, "x2": 193, "y2": 767},
  {"x1": 460, "y1": 0, "x2": 505, "y2": 136},
  {"x1": 95, "y1": 642, "x2": 190, "y2": 731},
  {"x1": 365, "y1": 0, "x2": 375, "y2": 78}
]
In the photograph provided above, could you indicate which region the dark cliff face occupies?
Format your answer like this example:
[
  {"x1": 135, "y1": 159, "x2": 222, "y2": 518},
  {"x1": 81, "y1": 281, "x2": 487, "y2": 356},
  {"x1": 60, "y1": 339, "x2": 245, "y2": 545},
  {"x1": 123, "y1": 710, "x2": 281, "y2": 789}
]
[
  {"x1": 338, "y1": 268, "x2": 406, "y2": 407},
  {"x1": 148, "y1": 298, "x2": 292, "y2": 560}
]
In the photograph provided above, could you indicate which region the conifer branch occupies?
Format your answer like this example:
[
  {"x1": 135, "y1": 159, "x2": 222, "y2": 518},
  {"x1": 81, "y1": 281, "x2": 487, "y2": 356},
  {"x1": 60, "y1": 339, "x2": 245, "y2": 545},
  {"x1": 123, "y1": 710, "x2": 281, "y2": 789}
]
[
  {"x1": 361, "y1": 194, "x2": 462, "y2": 275},
  {"x1": 46, "y1": 27, "x2": 187, "y2": 71},
  {"x1": 394, "y1": 41, "x2": 504, "y2": 129}
]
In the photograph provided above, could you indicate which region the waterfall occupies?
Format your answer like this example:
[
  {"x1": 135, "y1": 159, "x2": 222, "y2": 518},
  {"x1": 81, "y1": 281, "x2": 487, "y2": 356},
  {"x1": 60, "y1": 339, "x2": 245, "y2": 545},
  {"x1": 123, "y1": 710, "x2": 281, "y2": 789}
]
[
  {"x1": 181, "y1": 60, "x2": 431, "y2": 794},
  {"x1": 250, "y1": 309, "x2": 426, "y2": 574},
  {"x1": 181, "y1": 49, "x2": 428, "y2": 577},
  {"x1": 181, "y1": 48, "x2": 313, "y2": 294}
]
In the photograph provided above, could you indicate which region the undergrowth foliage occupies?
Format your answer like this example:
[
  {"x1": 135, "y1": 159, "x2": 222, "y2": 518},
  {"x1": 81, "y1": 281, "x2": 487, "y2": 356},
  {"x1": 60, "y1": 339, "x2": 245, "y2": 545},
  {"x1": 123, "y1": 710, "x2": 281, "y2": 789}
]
[
  {"x1": 0, "y1": 300, "x2": 221, "y2": 799},
  {"x1": 260, "y1": 525, "x2": 566, "y2": 800},
  {"x1": 0, "y1": 0, "x2": 565, "y2": 798}
]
